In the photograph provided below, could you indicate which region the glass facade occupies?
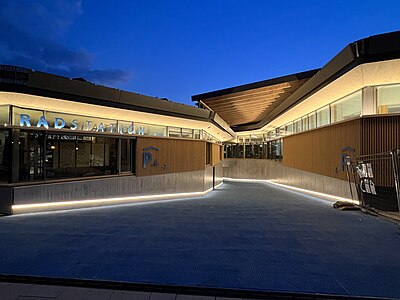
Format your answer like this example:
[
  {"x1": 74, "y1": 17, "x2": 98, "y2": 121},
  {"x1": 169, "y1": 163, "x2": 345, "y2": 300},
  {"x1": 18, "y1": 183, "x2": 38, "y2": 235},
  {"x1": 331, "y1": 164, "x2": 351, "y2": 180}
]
[
  {"x1": 18, "y1": 131, "x2": 44, "y2": 181},
  {"x1": 308, "y1": 112, "x2": 316, "y2": 129},
  {"x1": 377, "y1": 84, "x2": 400, "y2": 114},
  {"x1": 120, "y1": 139, "x2": 132, "y2": 172},
  {"x1": 331, "y1": 91, "x2": 362, "y2": 122},
  {"x1": 10, "y1": 105, "x2": 217, "y2": 143},
  {"x1": 0, "y1": 105, "x2": 223, "y2": 184},
  {"x1": 45, "y1": 134, "x2": 118, "y2": 180},
  {"x1": 225, "y1": 90, "x2": 363, "y2": 160},
  {"x1": 316, "y1": 106, "x2": 329, "y2": 127}
]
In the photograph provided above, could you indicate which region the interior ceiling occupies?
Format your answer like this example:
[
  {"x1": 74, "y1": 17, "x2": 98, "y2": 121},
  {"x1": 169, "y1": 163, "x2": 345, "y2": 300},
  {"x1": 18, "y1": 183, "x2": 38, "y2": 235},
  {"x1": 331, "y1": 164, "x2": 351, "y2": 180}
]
[{"x1": 200, "y1": 78, "x2": 310, "y2": 127}]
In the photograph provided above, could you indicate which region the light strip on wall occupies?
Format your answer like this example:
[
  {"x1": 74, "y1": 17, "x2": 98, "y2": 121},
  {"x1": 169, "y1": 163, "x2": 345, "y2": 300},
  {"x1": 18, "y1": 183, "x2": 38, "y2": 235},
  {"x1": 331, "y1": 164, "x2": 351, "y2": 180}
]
[
  {"x1": 12, "y1": 185, "x2": 221, "y2": 212},
  {"x1": 223, "y1": 177, "x2": 359, "y2": 205}
]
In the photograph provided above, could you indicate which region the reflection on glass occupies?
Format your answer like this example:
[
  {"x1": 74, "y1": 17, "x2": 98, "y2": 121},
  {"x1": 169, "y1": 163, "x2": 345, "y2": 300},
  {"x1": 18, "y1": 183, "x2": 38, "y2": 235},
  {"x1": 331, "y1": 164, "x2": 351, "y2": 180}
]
[
  {"x1": 13, "y1": 107, "x2": 44, "y2": 127},
  {"x1": 308, "y1": 112, "x2": 317, "y2": 129},
  {"x1": 331, "y1": 91, "x2": 361, "y2": 122},
  {"x1": 0, "y1": 106, "x2": 10, "y2": 126},
  {"x1": 19, "y1": 131, "x2": 44, "y2": 181},
  {"x1": 120, "y1": 139, "x2": 131, "y2": 172},
  {"x1": 377, "y1": 84, "x2": 400, "y2": 114},
  {"x1": 301, "y1": 117, "x2": 308, "y2": 131},
  {"x1": 294, "y1": 119, "x2": 302, "y2": 133},
  {"x1": 317, "y1": 106, "x2": 329, "y2": 127},
  {"x1": 0, "y1": 130, "x2": 10, "y2": 182},
  {"x1": 45, "y1": 134, "x2": 118, "y2": 180}
]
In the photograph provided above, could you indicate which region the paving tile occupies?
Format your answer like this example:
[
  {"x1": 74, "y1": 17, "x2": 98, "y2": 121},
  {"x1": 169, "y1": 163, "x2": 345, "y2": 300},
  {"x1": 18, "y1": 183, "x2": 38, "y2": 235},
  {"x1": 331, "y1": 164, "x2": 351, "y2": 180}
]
[
  {"x1": 149, "y1": 292, "x2": 176, "y2": 300},
  {"x1": 109, "y1": 290, "x2": 151, "y2": 300},
  {"x1": 0, "y1": 283, "x2": 35, "y2": 300},
  {"x1": 176, "y1": 295, "x2": 215, "y2": 300},
  {"x1": 0, "y1": 181, "x2": 399, "y2": 298},
  {"x1": 56, "y1": 286, "x2": 89, "y2": 300},
  {"x1": 83, "y1": 288, "x2": 114, "y2": 300},
  {"x1": 0, "y1": 281, "x2": 10, "y2": 291},
  {"x1": 17, "y1": 283, "x2": 64, "y2": 298}
]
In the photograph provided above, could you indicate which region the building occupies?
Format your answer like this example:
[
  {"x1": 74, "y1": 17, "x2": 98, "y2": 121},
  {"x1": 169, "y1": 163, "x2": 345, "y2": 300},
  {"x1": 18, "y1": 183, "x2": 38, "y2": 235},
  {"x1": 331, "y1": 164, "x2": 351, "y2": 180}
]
[
  {"x1": 2, "y1": 30, "x2": 400, "y2": 215},
  {"x1": 0, "y1": 66, "x2": 234, "y2": 214},
  {"x1": 193, "y1": 30, "x2": 400, "y2": 212}
]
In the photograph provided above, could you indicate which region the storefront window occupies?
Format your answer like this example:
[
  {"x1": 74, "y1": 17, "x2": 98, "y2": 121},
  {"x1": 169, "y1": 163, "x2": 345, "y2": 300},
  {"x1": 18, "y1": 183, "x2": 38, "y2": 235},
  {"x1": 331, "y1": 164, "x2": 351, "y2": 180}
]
[
  {"x1": 120, "y1": 139, "x2": 131, "y2": 172},
  {"x1": 0, "y1": 130, "x2": 10, "y2": 182},
  {"x1": 19, "y1": 131, "x2": 44, "y2": 181},
  {"x1": 331, "y1": 91, "x2": 361, "y2": 122},
  {"x1": 45, "y1": 134, "x2": 118, "y2": 180},
  {"x1": 267, "y1": 139, "x2": 283, "y2": 161},
  {"x1": 377, "y1": 84, "x2": 400, "y2": 114}
]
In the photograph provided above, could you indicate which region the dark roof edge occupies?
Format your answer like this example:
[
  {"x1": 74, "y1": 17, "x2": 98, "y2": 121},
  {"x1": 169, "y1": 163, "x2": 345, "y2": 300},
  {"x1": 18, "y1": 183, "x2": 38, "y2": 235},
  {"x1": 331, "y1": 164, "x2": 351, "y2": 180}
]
[
  {"x1": 191, "y1": 69, "x2": 320, "y2": 102},
  {"x1": 0, "y1": 65, "x2": 211, "y2": 122},
  {"x1": 234, "y1": 30, "x2": 400, "y2": 132}
]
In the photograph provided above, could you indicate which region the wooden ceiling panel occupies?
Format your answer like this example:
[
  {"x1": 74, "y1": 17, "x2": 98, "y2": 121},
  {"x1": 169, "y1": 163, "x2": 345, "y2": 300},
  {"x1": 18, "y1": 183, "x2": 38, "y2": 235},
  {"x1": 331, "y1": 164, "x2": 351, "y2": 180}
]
[
  {"x1": 203, "y1": 82, "x2": 291, "y2": 102},
  {"x1": 197, "y1": 78, "x2": 311, "y2": 127}
]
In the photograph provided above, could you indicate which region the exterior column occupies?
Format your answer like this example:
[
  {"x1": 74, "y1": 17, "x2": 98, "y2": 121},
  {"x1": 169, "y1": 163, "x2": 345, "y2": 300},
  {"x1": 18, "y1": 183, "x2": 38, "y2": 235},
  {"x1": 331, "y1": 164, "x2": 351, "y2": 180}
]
[{"x1": 362, "y1": 86, "x2": 376, "y2": 116}]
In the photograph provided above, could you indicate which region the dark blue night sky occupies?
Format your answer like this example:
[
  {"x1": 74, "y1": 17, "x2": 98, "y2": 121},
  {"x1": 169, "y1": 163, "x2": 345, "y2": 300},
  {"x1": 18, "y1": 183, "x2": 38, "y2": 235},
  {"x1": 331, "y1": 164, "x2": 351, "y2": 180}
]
[{"x1": 1, "y1": 0, "x2": 400, "y2": 105}]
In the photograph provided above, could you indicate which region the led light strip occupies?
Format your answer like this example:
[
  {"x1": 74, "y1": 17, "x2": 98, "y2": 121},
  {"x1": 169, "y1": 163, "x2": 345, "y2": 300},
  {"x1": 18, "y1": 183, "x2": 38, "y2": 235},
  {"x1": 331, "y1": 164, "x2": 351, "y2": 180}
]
[
  {"x1": 12, "y1": 184, "x2": 224, "y2": 211},
  {"x1": 223, "y1": 177, "x2": 359, "y2": 205}
]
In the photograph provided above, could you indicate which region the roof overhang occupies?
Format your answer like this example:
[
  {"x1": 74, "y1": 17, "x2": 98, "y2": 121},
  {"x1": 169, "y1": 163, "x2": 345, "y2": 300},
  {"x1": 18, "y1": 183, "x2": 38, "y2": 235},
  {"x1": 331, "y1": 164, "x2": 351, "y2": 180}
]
[
  {"x1": 192, "y1": 30, "x2": 400, "y2": 134},
  {"x1": 192, "y1": 70, "x2": 318, "y2": 127},
  {"x1": 0, "y1": 65, "x2": 235, "y2": 141}
]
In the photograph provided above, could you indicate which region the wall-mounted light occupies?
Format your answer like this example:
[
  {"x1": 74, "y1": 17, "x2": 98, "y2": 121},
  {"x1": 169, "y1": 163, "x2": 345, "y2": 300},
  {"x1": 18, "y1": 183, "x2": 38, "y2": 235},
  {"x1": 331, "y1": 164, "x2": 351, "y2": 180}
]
[{"x1": 12, "y1": 184, "x2": 224, "y2": 214}]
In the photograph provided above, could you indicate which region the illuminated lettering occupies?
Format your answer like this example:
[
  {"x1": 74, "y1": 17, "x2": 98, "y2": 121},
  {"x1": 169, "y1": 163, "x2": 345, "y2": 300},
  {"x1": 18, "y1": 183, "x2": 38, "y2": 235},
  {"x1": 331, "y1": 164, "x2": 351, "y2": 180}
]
[
  {"x1": 71, "y1": 119, "x2": 78, "y2": 130},
  {"x1": 37, "y1": 116, "x2": 49, "y2": 129},
  {"x1": 19, "y1": 114, "x2": 31, "y2": 127},
  {"x1": 54, "y1": 118, "x2": 65, "y2": 129},
  {"x1": 85, "y1": 121, "x2": 92, "y2": 131},
  {"x1": 97, "y1": 123, "x2": 105, "y2": 133}
]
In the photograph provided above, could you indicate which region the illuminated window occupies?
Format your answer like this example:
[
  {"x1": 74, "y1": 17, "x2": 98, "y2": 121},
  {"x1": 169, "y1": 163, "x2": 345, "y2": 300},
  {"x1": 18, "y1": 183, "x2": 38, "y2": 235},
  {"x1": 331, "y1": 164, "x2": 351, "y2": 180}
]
[
  {"x1": 293, "y1": 119, "x2": 302, "y2": 133},
  {"x1": 377, "y1": 84, "x2": 400, "y2": 114},
  {"x1": 308, "y1": 112, "x2": 316, "y2": 129},
  {"x1": 301, "y1": 117, "x2": 308, "y2": 131},
  {"x1": 285, "y1": 123, "x2": 294, "y2": 135},
  {"x1": 331, "y1": 91, "x2": 361, "y2": 122},
  {"x1": 0, "y1": 106, "x2": 9, "y2": 126},
  {"x1": 316, "y1": 106, "x2": 329, "y2": 127}
]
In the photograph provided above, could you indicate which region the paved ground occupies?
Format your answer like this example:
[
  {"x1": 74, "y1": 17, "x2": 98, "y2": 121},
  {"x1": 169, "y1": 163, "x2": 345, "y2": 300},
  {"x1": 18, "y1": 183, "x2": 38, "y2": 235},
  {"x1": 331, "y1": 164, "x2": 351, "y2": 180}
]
[{"x1": 0, "y1": 181, "x2": 400, "y2": 299}]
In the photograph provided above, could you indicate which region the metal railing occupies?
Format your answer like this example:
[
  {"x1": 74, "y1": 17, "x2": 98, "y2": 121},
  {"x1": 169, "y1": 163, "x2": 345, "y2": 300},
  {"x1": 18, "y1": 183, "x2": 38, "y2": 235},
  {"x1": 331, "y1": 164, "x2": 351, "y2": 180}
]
[{"x1": 345, "y1": 149, "x2": 400, "y2": 212}]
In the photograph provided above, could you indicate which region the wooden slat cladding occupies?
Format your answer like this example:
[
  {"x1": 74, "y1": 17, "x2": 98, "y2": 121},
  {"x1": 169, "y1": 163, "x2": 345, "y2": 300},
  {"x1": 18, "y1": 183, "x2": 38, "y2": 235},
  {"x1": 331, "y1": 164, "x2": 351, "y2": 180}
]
[
  {"x1": 136, "y1": 137, "x2": 206, "y2": 176},
  {"x1": 211, "y1": 144, "x2": 222, "y2": 166},
  {"x1": 361, "y1": 115, "x2": 400, "y2": 187},
  {"x1": 361, "y1": 115, "x2": 400, "y2": 154},
  {"x1": 283, "y1": 119, "x2": 361, "y2": 180},
  {"x1": 202, "y1": 79, "x2": 309, "y2": 126}
]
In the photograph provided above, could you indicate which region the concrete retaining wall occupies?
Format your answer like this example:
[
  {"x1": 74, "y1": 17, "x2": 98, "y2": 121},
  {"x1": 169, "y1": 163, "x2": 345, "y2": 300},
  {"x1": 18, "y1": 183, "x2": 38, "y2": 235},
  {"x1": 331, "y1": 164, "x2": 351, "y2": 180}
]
[
  {"x1": 2, "y1": 164, "x2": 224, "y2": 214},
  {"x1": 223, "y1": 158, "x2": 353, "y2": 199}
]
